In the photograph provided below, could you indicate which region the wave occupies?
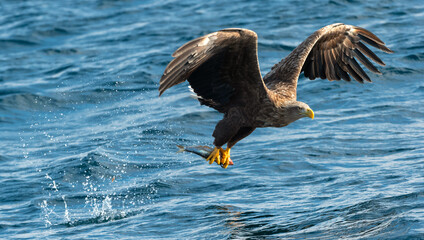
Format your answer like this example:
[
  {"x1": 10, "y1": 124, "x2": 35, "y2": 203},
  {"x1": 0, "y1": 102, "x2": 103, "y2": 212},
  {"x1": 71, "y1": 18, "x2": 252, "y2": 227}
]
[
  {"x1": 0, "y1": 38, "x2": 38, "y2": 47},
  {"x1": 0, "y1": 93, "x2": 64, "y2": 111},
  {"x1": 225, "y1": 191, "x2": 424, "y2": 239}
]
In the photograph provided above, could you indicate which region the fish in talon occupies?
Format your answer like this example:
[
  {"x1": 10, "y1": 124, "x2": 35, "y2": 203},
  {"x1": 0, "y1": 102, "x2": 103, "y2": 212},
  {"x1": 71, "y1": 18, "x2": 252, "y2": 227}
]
[{"x1": 177, "y1": 145, "x2": 234, "y2": 167}]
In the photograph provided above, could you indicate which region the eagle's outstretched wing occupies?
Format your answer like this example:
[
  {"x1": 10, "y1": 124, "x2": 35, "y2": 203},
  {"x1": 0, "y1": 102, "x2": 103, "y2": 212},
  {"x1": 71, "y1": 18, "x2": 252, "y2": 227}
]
[
  {"x1": 264, "y1": 23, "x2": 393, "y2": 95},
  {"x1": 159, "y1": 28, "x2": 268, "y2": 113}
]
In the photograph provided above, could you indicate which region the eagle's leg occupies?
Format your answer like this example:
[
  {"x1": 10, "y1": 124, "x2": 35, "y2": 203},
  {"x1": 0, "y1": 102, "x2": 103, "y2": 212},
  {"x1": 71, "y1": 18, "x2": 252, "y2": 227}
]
[
  {"x1": 206, "y1": 146, "x2": 222, "y2": 165},
  {"x1": 220, "y1": 147, "x2": 231, "y2": 168},
  {"x1": 211, "y1": 114, "x2": 248, "y2": 168},
  {"x1": 219, "y1": 127, "x2": 256, "y2": 168}
]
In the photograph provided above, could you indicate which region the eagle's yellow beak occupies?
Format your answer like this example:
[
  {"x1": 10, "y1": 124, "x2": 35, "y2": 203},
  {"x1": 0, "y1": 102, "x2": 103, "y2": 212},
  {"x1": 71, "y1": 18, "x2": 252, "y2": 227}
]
[{"x1": 304, "y1": 108, "x2": 314, "y2": 119}]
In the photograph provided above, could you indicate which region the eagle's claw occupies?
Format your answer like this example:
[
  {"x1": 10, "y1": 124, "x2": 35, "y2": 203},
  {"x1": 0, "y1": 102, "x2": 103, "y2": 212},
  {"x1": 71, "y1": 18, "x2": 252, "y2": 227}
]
[
  {"x1": 206, "y1": 147, "x2": 221, "y2": 165},
  {"x1": 206, "y1": 147, "x2": 231, "y2": 168},
  {"x1": 220, "y1": 148, "x2": 231, "y2": 168}
]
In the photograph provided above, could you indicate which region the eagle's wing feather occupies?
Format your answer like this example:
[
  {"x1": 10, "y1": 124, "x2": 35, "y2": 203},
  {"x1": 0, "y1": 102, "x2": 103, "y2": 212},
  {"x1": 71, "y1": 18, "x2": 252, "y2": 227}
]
[
  {"x1": 159, "y1": 29, "x2": 268, "y2": 113},
  {"x1": 264, "y1": 23, "x2": 393, "y2": 94}
]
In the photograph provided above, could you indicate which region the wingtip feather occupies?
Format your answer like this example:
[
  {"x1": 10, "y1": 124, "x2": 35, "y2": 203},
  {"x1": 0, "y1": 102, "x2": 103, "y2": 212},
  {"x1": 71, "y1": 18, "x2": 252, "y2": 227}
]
[{"x1": 354, "y1": 27, "x2": 385, "y2": 45}]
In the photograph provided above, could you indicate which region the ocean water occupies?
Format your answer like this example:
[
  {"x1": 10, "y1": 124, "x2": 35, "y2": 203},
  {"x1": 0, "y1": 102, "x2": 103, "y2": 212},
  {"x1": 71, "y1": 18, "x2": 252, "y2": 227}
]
[{"x1": 1, "y1": 0, "x2": 423, "y2": 239}]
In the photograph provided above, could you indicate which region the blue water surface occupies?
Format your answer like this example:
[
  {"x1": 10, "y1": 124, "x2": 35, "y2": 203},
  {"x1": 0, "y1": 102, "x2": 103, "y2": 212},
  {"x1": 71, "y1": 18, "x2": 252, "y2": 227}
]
[{"x1": 1, "y1": 0, "x2": 424, "y2": 239}]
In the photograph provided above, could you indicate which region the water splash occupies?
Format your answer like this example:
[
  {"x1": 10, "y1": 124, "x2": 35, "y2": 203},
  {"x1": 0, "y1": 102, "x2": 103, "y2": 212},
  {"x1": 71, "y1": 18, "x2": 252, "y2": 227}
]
[
  {"x1": 40, "y1": 200, "x2": 53, "y2": 227},
  {"x1": 62, "y1": 195, "x2": 71, "y2": 223}
]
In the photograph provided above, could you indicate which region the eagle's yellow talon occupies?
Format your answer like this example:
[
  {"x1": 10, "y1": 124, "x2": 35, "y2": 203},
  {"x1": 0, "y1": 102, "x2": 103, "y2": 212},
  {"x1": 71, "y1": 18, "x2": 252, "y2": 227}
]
[
  {"x1": 220, "y1": 148, "x2": 231, "y2": 168},
  {"x1": 206, "y1": 147, "x2": 220, "y2": 164}
]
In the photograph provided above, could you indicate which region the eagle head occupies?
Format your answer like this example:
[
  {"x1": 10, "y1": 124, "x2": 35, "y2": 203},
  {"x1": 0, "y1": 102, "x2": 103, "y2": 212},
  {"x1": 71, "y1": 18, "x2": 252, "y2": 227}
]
[{"x1": 285, "y1": 101, "x2": 314, "y2": 122}]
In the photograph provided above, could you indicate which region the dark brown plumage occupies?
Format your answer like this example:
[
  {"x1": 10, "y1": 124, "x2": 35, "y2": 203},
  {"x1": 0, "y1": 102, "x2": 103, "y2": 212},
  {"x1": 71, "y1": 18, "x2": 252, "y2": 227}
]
[{"x1": 159, "y1": 23, "x2": 393, "y2": 168}]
